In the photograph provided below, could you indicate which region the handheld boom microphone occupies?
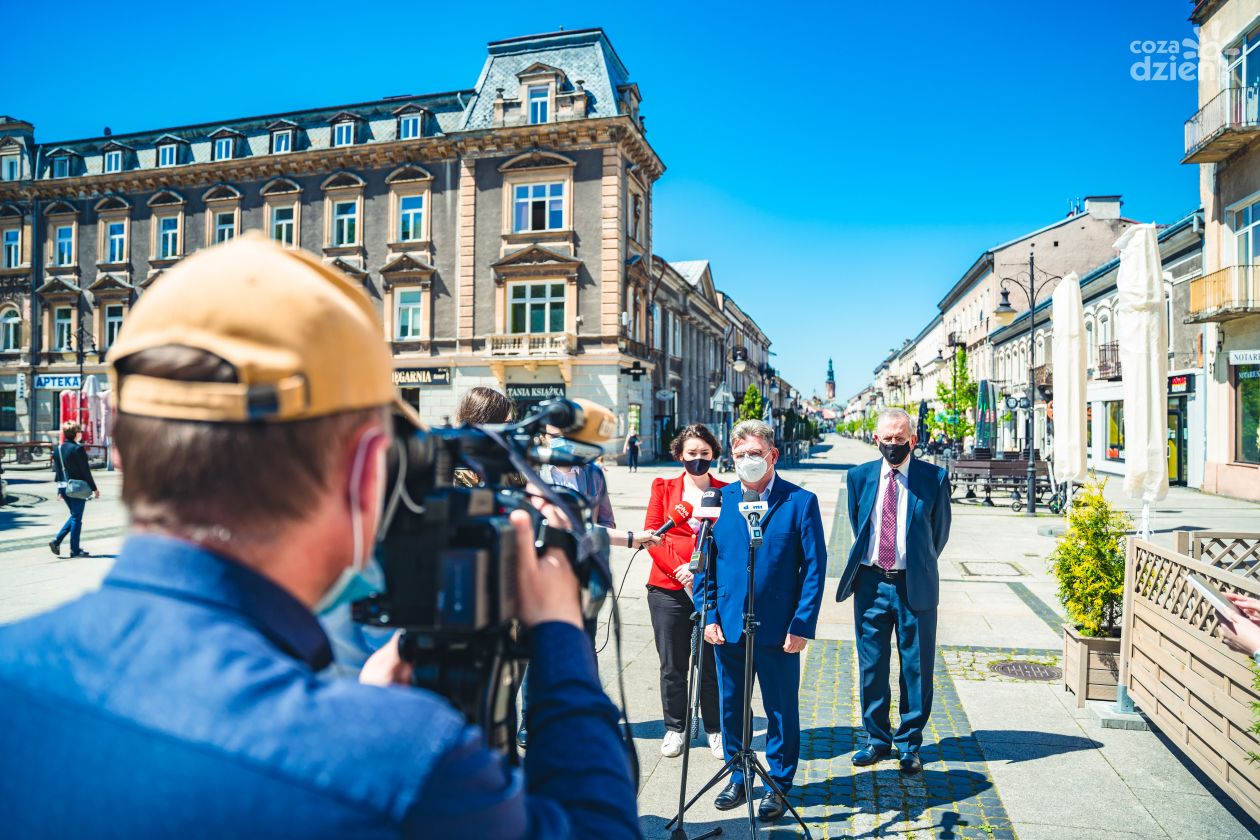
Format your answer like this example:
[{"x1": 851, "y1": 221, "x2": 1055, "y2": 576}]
[
  {"x1": 652, "y1": 501, "x2": 694, "y2": 538},
  {"x1": 738, "y1": 488, "x2": 768, "y2": 547},
  {"x1": 689, "y1": 489, "x2": 722, "y2": 573},
  {"x1": 536, "y1": 398, "x2": 618, "y2": 445}
]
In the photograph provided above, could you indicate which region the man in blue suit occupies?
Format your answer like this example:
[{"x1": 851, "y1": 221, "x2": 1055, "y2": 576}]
[
  {"x1": 837, "y1": 408, "x2": 951, "y2": 775},
  {"x1": 697, "y1": 419, "x2": 827, "y2": 821}
]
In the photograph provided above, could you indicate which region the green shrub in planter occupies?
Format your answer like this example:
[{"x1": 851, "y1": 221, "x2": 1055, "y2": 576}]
[{"x1": 1048, "y1": 478, "x2": 1130, "y2": 637}]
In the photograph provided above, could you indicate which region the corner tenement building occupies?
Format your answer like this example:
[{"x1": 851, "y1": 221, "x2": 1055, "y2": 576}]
[{"x1": 0, "y1": 29, "x2": 787, "y2": 459}]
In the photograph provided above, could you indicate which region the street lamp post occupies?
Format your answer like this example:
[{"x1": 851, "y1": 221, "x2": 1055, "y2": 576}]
[{"x1": 993, "y1": 245, "x2": 1060, "y2": 517}]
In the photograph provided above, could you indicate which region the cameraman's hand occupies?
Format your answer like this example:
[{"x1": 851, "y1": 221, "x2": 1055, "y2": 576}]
[
  {"x1": 512, "y1": 509, "x2": 583, "y2": 630},
  {"x1": 360, "y1": 631, "x2": 413, "y2": 687}
]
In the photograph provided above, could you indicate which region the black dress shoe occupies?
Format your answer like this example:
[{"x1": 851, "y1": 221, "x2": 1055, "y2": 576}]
[
  {"x1": 713, "y1": 781, "x2": 746, "y2": 811},
  {"x1": 49, "y1": 540, "x2": 61, "y2": 556},
  {"x1": 852, "y1": 745, "x2": 894, "y2": 766},
  {"x1": 757, "y1": 792, "x2": 787, "y2": 822},
  {"x1": 70, "y1": 549, "x2": 91, "y2": 558},
  {"x1": 899, "y1": 752, "x2": 923, "y2": 775}
]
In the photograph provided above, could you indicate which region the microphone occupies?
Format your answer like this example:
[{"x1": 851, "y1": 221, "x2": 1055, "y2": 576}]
[
  {"x1": 738, "y1": 488, "x2": 768, "y2": 547},
  {"x1": 652, "y1": 501, "x2": 694, "y2": 538},
  {"x1": 536, "y1": 398, "x2": 617, "y2": 445},
  {"x1": 689, "y1": 489, "x2": 722, "y2": 573}
]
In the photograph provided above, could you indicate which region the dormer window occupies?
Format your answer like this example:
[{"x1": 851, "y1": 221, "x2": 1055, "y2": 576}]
[
  {"x1": 158, "y1": 144, "x2": 179, "y2": 167},
  {"x1": 528, "y1": 86, "x2": 550, "y2": 124},
  {"x1": 1, "y1": 154, "x2": 17, "y2": 180},
  {"x1": 333, "y1": 121, "x2": 355, "y2": 147},
  {"x1": 271, "y1": 129, "x2": 292, "y2": 154},
  {"x1": 104, "y1": 150, "x2": 122, "y2": 173},
  {"x1": 399, "y1": 113, "x2": 421, "y2": 140},
  {"x1": 213, "y1": 137, "x2": 234, "y2": 161},
  {"x1": 52, "y1": 156, "x2": 69, "y2": 178}
]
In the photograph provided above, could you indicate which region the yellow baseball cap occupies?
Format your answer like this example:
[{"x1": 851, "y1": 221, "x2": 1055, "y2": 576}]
[{"x1": 106, "y1": 232, "x2": 421, "y2": 427}]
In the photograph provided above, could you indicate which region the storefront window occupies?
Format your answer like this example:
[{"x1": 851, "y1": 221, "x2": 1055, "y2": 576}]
[
  {"x1": 1237, "y1": 364, "x2": 1260, "y2": 465},
  {"x1": 0, "y1": 390, "x2": 15, "y2": 432},
  {"x1": 1105, "y1": 401, "x2": 1124, "y2": 462},
  {"x1": 628, "y1": 403, "x2": 641, "y2": 436}
]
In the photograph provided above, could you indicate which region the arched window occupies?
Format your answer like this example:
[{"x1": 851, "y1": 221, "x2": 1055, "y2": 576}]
[
  {"x1": 1086, "y1": 321, "x2": 1096, "y2": 367},
  {"x1": 1165, "y1": 290, "x2": 1173, "y2": 352},
  {"x1": 1, "y1": 308, "x2": 20, "y2": 351},
  {"x1": 1098, "y1": 312, "x2": 1111, "y2": 345}
]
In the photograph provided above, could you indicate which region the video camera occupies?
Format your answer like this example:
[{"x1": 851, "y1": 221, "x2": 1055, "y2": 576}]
[{"x1": 351, "y1": 398, "x2": 617, "y2": 754}]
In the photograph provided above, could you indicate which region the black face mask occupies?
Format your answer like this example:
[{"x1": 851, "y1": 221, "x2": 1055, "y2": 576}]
[
  {"x1": 683, "y1": 458, "x2": 711, "y2": 476},
  {"x1": 878, "y1": 440, "x2": 912, "y2": 466}
]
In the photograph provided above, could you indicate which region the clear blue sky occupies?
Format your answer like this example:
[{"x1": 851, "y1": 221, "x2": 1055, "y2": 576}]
[{"x1": 8, "y1": 0, "x2": 1202, "y2": 400}]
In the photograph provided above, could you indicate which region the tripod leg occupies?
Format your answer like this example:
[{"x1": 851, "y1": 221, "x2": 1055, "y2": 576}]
[
  {"x1": 746, "y1": 756, "x2": 813, "y2": 839},
  {"x1": 665, "y1": 755, "x2": 738, "y2": 830}
]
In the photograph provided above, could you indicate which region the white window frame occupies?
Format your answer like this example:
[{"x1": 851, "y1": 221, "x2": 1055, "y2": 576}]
[
  {"x1": 213, "y1": 137, "x2": 234, "y2": 161},
  {"x1": 2, "y1": 228, "x2": 19, "y2": 268},
  {"x1": 54, "y1": 307, "x2": 73, "y2": 351},
  {"x1": 395, "y1": 288, "x2": 424, "y2": 339},
  {"x1": 398, "y1": 194, "x2": 423, "y2": 242},
  {"x1": 1, "y1": 308, "x2": 20, "y2": 351},
  {"x1": 398, "y1": 114, "x2": 421, "y2": 140},
  {"x1": 333, "y1": 200, "x2": 357, "y2": 246},
  {"x1": 54, "y1": 225, "x2": 74, "y2": 266},
  {"x1": 106, "y1": 222, "x2": 126, "y2": 263},
  {"x1": 214, "y1": 211, "x2": 236, "y2": 243},
  {"x1": 157, "y1": 144, "x2": 178, "y2": 167},
  {"x1": 51, "y1": 156, "x2": 69, "y2": 178},
  {"x1": 333, "y1": 121, "x2": 355, "y2": 148},
  {"x1": 104, "y1": 304, "x2": 124, "y2": 349},
  {"x1": 157, "y1": 216, "x2": 180, "y2": 259},
  {"x1": 0, "y1": 154, "x2": 16, "y2": 181},
  {"x1": 271, "y1": 130, "x2": 292, "y2": 154},
  {"x1": 104, "y1": 150, "x2": 122, "y2": 173},
  {"x1": 270, "y1": 204, "x2": 295, "y2": 247},
  {"x1": 512, "y1": 182, "x2": 565, "y2": 233},
  {"x1": 528, "y1": 85, "x2": 550, "y2": 125},
  {"x1": 507, "y1": 280, "x2": 566, "y2": 334}
]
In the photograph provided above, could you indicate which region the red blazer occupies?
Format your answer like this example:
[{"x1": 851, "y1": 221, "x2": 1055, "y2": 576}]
[{"x1": 643, "y1": 473, "x2": 727, "y2": 590}]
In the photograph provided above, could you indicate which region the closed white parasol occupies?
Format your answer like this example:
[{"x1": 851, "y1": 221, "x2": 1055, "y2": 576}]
[{"x1": 1051, "y1": 272, "x2": 1087, "y2": 488}]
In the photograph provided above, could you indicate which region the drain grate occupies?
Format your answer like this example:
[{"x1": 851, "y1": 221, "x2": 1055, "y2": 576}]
[{"x1": 988, "y1": 660, "x2": 1062, "y2": 681}]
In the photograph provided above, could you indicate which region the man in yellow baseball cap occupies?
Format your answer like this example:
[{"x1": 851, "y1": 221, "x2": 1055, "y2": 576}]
[{"x1": 0, "y1": 234, "x2": 639, "y2": 838}]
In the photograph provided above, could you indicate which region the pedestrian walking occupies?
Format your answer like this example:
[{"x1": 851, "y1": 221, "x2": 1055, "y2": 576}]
[
  {"x1": 644, "y1": 423, "x2": 725, "y2": 759},
  {"x1": 624, "y1": 428, "x2": 641, "y2": 472},
  {"x1": 50, "y1": 420, "x2": 98, "y2": 558}
]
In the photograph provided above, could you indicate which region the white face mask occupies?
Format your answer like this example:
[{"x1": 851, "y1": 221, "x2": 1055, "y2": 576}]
[
  {"x1": 734, "y1": 454, "x2": 769, "y2": 484},
  {"x1": 315, "y1": 429, "x2": 387, "y2": 615}
]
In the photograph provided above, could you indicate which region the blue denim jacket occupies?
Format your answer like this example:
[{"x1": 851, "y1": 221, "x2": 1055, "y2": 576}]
[{"x1": 0, "y1": 534, "x2": 639, "y2": 838}]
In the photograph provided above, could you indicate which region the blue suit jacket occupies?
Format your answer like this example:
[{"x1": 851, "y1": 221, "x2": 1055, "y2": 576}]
[
  {"x1": 836, "y1": 457, "x2": 952, "y2": 612},
  {"x1": 0, "y1": 535, "x2": 638, "y2": 839},
  {"x1": 696, "y1": 476, "x2": 828, "y2": 647}
]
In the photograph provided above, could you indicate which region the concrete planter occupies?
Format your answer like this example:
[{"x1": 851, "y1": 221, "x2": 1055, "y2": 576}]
[{"x1": 1062, "y1": 623, "x2": 1121, "y2": 708}]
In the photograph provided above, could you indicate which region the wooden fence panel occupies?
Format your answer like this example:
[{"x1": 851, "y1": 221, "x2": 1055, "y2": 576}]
[{"x1": 1120, "y1": 539, "x2": 1260, "y2": 822}]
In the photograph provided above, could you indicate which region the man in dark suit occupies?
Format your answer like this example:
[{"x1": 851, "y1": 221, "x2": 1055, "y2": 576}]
[
  {"x1": 836, "y1": 408, "x2": 951, "y2": 775},
  {"x1": 696, "y1": 419, "x2": 827, "y2": 821}
]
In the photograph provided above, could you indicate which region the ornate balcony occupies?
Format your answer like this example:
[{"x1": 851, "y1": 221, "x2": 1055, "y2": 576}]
[
  {"x1": 1184, "y1": 87, "x2": 1260, "y2": 164},
  {"x1": 487, "y1": 331, "x2": 577, "y2": 357},
  {"x1": 1096, "y1": 342, "x2": 1122, "y2": 381},
  {"x1": 1186, "y1": 264, "x2": 1260, "y2": 323},
  {"x1": 619, "y1": 335, "x2": 653, "y2": 361}
]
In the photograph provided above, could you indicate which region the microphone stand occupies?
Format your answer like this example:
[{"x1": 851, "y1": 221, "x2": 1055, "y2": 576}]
[
  {"x1": 670, "y1": 525, "x2": 722, "y2": 840},
  {"x1": 667, "y1": 511, "x2": 813, "y2": 839}
]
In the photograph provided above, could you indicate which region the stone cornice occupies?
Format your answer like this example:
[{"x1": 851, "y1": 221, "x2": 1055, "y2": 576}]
[{"x1": 0, "y1": 116, "x2": 664, "y2": 202}]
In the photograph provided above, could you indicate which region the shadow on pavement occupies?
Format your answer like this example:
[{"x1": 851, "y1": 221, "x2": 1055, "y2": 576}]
[{"x1": 942, "y1": 730, "x2": 1100, "y2": 762}]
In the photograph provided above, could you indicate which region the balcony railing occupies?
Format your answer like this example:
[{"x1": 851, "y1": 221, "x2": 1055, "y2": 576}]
[
  {"x1": 1096, "y1": 342, "x2": 1121, "y2": 381},
  {"x1": 487, "y1": 331, "x2": 577, "y2": 357},
  {"x1": 619, "y1": 336, "x2": 653, "y2": 361},
  {"x1": 1184, "y1": 86, "x2": 1260, "y2": 163},
  {"x1": 1187, "y1": 264, "x2": 1260, "y2": 323},
  {"x1": 1032, "y1": 364, "x2": 1052, "y2": 390}
]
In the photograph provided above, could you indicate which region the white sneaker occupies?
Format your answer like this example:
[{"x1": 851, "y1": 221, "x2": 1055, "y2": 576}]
[
  {"x1": 708, "y1": 732, "x2": 724, "y2": 759},
  {"x1": 661, "y1": 730, "x2": 684, "y2": 757}
]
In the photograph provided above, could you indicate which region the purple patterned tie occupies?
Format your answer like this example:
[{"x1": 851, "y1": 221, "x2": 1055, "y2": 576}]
[{"x1": 877, "y1": 471, "x2": 898, "y2": 571}]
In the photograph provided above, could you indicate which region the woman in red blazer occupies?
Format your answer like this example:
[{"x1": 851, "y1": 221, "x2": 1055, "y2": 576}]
[{"x1": 644, "y1": 423, "x2": 725, "y2": 759}]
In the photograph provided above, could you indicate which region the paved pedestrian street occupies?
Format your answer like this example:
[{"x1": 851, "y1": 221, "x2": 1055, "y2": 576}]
[{"x1": 3, "y1": 435, "x2": 1259, "y2": 838}]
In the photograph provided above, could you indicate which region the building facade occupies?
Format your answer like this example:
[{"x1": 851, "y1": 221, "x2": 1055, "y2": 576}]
[
  {"x1": 1184, "y1": 0, "x2": 1260, "y2": 501},
  {"x1": 0, "y1": 31, "x2": 668, "y2": 452}
]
